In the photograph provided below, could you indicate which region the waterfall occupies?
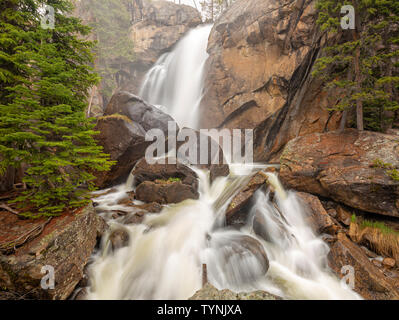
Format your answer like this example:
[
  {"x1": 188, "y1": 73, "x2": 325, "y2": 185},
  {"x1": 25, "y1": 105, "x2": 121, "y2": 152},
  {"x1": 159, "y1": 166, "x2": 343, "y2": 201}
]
[
  {"x1": 139, "y1": 25, "x2": 212, "y2": 129},
  {"x1": 85, "y1": 23, "x2": 360, "y2": 300}
]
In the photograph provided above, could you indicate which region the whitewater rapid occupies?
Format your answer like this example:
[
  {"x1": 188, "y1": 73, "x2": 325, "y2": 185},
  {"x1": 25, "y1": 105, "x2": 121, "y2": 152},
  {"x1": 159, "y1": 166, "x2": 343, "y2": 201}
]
[{"x1": 85, "y1": 24, "x2": 360, "y2": 300}]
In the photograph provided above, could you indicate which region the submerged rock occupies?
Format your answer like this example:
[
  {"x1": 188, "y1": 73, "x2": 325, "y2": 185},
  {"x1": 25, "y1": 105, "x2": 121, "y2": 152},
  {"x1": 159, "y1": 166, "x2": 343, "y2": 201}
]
[
  {"x1": 225, "y1": 171, "x2": 269, "y2": 226},
  {"x1": 132, "y1": 158, "x2": 199, "y2": 204},
  {"x1": 0, "y1": 204, "x2": 106, "y2": 300},
  {"x1": 109, "y1": 229, "x2": 130, "y2": 250},
  {"x1": 209, "y1": 234, "x2": 269, "y2": 284},
  {"x1": 189, "y1": 283, "x2": 281, "y2": 300},
  {"x1": 280, "y1": 129, "x2": 399, "y2": 218}
]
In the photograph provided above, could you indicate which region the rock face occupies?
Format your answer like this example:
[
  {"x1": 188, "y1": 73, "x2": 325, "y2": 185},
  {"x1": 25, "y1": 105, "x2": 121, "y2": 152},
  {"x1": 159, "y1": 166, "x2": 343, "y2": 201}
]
[
  {"x1": 132, "y1": 158, "x2": 199, "y2": 204},
  {"x1": 95, "y1": 92, "x2": 178, "y2": 187},
  {"x1": 189, "y1": 283, "x2": 281, "y2": 300},
  {"x1": 280, "y1": 130, "x2": 399, "y2": 218},
  {"x1": 123, "y1": 0, "x2": 202, "y2": 94},
  {"x1": 296, "y1": 192, "x2": 338, "y2": 235},
  {"x1": 328, "y1": 233, "x2": 399, "y2": 300},
  {"x1": 199, "y1": 0, "x2": 341, "y2": 161},
  {"x1": 0, "y1": 204, "x2": 105, "y2": 300}
]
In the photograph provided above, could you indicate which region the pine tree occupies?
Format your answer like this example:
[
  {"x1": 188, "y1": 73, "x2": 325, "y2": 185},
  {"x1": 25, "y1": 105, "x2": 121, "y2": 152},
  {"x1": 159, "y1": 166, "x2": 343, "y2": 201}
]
[
  {"x1": 0, "y1": 0, "x2": 113, "y2": 218},
  {"x1": 313, "y1": 0, "x2": 399, "y2": 132}
]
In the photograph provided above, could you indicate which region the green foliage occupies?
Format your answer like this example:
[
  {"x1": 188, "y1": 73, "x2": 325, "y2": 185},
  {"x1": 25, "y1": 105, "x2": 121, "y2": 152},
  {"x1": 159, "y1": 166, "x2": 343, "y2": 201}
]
[
  {"x1": 314, "y1": 0, "x2": 399, "y2": 131},
  {"x1": 352, "y1": 214, "x2": 399, "y2": 235},
  {"x1": 372, "y1": 159, "x2": 399, "y2": 182},
  {"x1": 0, "y1": 0, "x2": 114, "y2": 218}
]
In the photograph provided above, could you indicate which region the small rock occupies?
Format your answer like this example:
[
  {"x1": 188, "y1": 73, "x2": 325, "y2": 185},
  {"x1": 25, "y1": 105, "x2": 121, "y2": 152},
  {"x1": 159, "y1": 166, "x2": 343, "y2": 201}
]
[
  {"x1": 132, "y1": 202, "x2": 163, "y2": 213},
  {"x1": 74, "y1": 288, "x2": 88, "y2": 300},
  {"x1": 336, "y1": 206, "x2": 352, "y2": 226},
  {"x1": 109, "y1": 229, "x2": 130, "y2": 250},
  {"x1": 123, "y1": 213, "x2": 145, "y2": 225},
  {"x1": 383, "y1": 258, "x2": 396, "y2": 268}
]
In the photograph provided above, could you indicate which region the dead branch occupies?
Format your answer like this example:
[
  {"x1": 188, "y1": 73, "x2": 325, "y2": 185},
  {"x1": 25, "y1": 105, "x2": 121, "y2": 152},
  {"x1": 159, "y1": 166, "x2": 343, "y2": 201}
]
[{"x1": 0, "y1": 202, "x2": 20, "y2": 215}]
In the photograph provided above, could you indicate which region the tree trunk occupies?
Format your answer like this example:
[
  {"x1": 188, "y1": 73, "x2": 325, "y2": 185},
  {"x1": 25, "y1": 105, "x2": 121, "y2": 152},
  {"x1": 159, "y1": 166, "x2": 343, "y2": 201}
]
[
  {"x1": 382, "y1": 45, "x2": 394, "y2": 132},
  {"x1": 352, "y1": 0, "x2": 364, "y2": 131}
]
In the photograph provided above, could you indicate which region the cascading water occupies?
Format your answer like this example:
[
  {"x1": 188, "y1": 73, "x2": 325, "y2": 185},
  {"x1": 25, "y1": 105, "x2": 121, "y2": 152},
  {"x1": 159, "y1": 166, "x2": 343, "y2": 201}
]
[
  {"x1": 139, "y1": 25, "x2": 212, "y2": 129},
  {"x1": 86, "y1": 23, "x2": 360, "y2": 300}
]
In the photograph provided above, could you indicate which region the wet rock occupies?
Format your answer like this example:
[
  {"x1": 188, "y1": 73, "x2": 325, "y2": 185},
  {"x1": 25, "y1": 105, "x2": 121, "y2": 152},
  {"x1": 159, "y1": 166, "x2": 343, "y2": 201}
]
[
  {"x1": 0, "y1": 204, "x2": 106, "y2": 300},
  {"x1": 199, "y1": 0, "x2": 341, "y2": 162},
  {"x1": 212, "y1": 234, "x2": 269, "y2": 282},
  {"x1": 176, "y1": 127, "x2": 229, "y2": 183},
  {"x1": 296, "y1": 192, "x2": 338, "y2": 235},
  {"x1": 133, "y1": 158, "x2": 199, "y2": 204},
  {"x1": 109, "y1": 229, "x2": 130, "y2": 250},
  {"x1": 123, "y1": 212, "x2": 146, "y2": 225},
  {"x1": 252, "y1": 210, "x2": 272, "y2": 242},
  {"x1": 327, "y1": 233, "x2": 399, "y2": 300},
  {"x1": 135, "y1": 180, "x2": 199, "y2": 205},
  {"x1": 280, "y1": 130, "x2": 399, "y2": 218},
  {"x1": 225, "y1": 171, "x2": 269, "y2": 226},
  {"x1": 132, "y1": 202, "x2": 163, "y2": 213},
  {"x1": 189, "y1": 283, "x2": 281, "y2": 300}
]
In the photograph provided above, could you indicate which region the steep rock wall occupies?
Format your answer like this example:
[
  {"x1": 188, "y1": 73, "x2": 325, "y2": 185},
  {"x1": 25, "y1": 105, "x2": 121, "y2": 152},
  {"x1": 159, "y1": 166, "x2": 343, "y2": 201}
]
[{"x1": 199, "y1": 0, "x2": 342, "y2": 162}]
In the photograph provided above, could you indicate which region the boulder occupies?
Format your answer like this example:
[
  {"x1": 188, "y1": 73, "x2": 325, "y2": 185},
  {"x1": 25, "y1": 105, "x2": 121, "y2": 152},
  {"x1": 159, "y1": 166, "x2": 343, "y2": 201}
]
[
  {"x1": 225, "y1": 171, "x2": 268, "y2": 226},
  {"x1": 209, "y1": 234, "x2": 269, "y2": 284},
  {"x1": 132, "y1": 158, "x2": 199, "y2": 204},
  {"x1": 199, "y1": 0, "x2": 341, "y2": 161},
  {"x1": 296, "y1": 192, "x2": 339, "y2": 235},
  {"x1": 109, "y1": 229, "x2": 130, "y2": 250},
  {"x1": 176, "y1": 127, "x2": 230, "y2": 183},
  {"x1": 123, "y1": 0, "x2": 202, "y2": 94},
  {"x1": 94, "y1": 115, "x2": 150, "y2": 187},
  {"x1": 280, "y1": 130, "x2": 399, "y2": 217},
  {"x1": 0, "y1": 204, "x2": 106, "y2": 300},
  {"x1": 328, "y1": 233, "x2": 399, "y2": 300},
  {"x1": 95, "y1": 92, "x2": 179, "y2": 187},
  {"x1": 104, "y1": 91, "x2": 177, "y2": 133},
  {"x1": 189, "y1": 283, "x2": 281, "y2": 300}
]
